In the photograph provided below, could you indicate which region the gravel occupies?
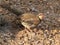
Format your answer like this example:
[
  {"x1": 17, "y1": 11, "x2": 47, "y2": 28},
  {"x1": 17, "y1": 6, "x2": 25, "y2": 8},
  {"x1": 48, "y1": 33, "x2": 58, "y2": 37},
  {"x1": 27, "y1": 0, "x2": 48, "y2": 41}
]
[{"x1": 0, "y1": 0, "x2": 60, "y2": 45}]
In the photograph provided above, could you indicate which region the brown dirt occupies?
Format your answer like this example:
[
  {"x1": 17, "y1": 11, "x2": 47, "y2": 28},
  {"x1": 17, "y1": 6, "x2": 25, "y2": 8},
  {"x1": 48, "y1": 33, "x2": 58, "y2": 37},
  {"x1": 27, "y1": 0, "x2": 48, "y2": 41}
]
[{"x1": 0, "y1": 0, "x2": 60, "y2": 45}]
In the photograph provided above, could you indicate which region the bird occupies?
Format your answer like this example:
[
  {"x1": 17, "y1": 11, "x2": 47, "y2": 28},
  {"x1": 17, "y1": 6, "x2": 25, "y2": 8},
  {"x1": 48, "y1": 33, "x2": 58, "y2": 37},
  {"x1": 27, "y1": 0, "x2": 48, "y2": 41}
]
[{"x1": 20, "y1": 13, "x2": 44, "y2": 30}]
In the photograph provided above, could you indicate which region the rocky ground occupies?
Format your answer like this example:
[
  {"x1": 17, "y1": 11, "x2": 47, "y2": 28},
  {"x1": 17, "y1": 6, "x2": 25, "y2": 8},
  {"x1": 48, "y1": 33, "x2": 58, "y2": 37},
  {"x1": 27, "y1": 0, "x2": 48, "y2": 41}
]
[{"x1": 0, "y1": 0, "x2": 60, "y2": 45}]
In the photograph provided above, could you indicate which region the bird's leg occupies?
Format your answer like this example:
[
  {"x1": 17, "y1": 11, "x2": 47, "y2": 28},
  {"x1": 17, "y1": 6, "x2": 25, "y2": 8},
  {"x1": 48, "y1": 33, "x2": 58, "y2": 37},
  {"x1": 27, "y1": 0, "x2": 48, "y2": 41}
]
[{"x1": 25, "y1": 28, "x2": 32, "y2": 32}]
